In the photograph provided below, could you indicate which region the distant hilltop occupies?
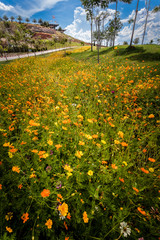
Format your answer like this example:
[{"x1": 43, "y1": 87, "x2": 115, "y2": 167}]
[{"x1": 0, "y1": 21, "x2": 87, "y2": 55}]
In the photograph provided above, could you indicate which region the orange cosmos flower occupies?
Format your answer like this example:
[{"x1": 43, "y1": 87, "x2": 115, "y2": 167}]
[
  {"x1": 119, "y1": 177, "x2": 124, "y2": 183},
  {"x1": 83, "y1": 211, "x2": 89, "y2": 223},
  {"x1": 0, "y1": 184, "x2": 2, "y2": 190},
  {"x1": 41, "y1": 189, "x2": 50, "y2": 198},
  {"x1": 67, "y1": 212, "x2": 71, "y2": 220},
  {"x1": 21, "y1": 213, "x2": 29, "y2": 223},
  {"x1": 92, "y1": 134, "x2": 98, "y2": 139},
  {"x1": 64, "y1": 221, "x2": 68, "y2": 230},
  {"x1": 12, "y1": 166, "x2": 20, "y2": 173},
  {"x1": 29, "y1": 120, "x2": 40, "y2": 127},
  {"x1": 55, "y1": 144, "x2": 62, "y2": 150},
  {"x1": 137, "y1": 207, "x2": 147, "y2": 216},
  {"x1": 148, "y1": 114, "x2": 154, "y2": 118},
  {"x1": 133, "y1": 187, "x2": 139, "y2": 193},
  {"x1": 9, "y1": 148, "x2": 18, "y2": 153},
  {"x1": 9, "y1": 126, "x2": 14, "y2": 131},
  {"x1": 141, "y1": 168, "x2": 149, "y2": 174},
  {"x1": 65, "y1": 237, "x2": 69, "y2": 240},
  {"x1": 18, "y1": 184, "x2": 23, "y2": 189},
  {"x1": 111, "y1": 164, "x2": 118, "y2": 169},
  {"x1": 45, "y1": 219, "x2": 53, "y2": 229},
  {"x1": 58, "y1": 203, "x2": 68, "y2": 217},
  {"x1": 6, "y1": 227, "x2": 13, "y2": 233},
  {"x1": 148, "y1": 158, "x2": 156, "y2": 162},
  {"x1": 121, "y1": 142, "x2": 128, "y2": 147}
]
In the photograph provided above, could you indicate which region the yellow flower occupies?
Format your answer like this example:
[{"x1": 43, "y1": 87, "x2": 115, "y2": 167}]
[
  {"x1": 8, "y1": 152, "x2": 13, "y2": 158},
  {"x1": 75, "y1": 151, "x2": 83, "y2": 158},
  {"x1": 64, "y1": 165, "x2": 73, "y2": 173},
  {"x1": 45, "y1": 219, "x2": 53, "y2": 229},
  {"x1": 87, "y1": 170, "x2": 93, "y2": 176},
  {"x1": 6, "y1": 227, "x2": 13, "y2": 233},
  {"x1": 58, "y1": 203, "x2": 68, "y2": 217},
  {"x1": 122, "y1": 161, "x2": 128, "y2": 166},
  {"x1": 118, "y1": 131, "x2": 124, "y2": 139},
  {"x1": 149, "y1": 168, "x2": 154, "y2": 172},
  {"x1": 47, "y1": 139, "x2": 53, "y2": 146},
  {"x1": 78, "y1": 141, "x2": 85, "y2": 146},
  {"x1": 114, "y1": 140, "x2": 120, "y2": 145},
  {"x1": 101, "y1": 140, "x2": 106, "y2": 144}
]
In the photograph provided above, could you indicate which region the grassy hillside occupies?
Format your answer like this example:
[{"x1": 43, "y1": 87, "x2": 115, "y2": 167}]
[
  {"x1": 0, "y1": 45, "x2": 159, "y2": 240},
  {"x1": 0, "y1": 21, "x2": 84, "y2": 54}
]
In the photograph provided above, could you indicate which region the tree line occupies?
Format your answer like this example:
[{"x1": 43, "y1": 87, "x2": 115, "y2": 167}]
[
  {"x1": 0, "y1": 15, "x2": 56, "y2": 28},
  {"x1": 80, "y1": 0, "x2": 160, "y2": 50}
]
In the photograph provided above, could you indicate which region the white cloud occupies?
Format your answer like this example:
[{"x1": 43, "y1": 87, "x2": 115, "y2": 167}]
[
  {"x1": 65, "y1": 7, "x2": 91, "y2": 43},
  {"x1": 0, "y1": 0, "x2": 67, "y2": 17},
  {"x1": 0, "y1": 2, "x2": 14, "y2": 11},
  {"x1": 65, "y1": 6, "x2": 160, "y2": 45}
]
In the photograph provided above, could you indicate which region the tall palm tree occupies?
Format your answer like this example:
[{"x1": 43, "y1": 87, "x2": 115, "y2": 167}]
[
  {"x1": 142, "y1": 0, "x2": 151, "y2": 45},
  {"x1": 10, "y1": 16, "x2": 15, "y2": 22},
  {"x1": 81, "y1": 0, "x2": 109, "y2": 51},
  {"x1": 3, "y1": 15, "x2": 9, "y2": 22},
  {"x1": 111, "y1": 0, "x2": 132, "y2": 47},
  {"x1": 25, "y1": 18, "x2": 30, "y2": 23},
  {"x1": 17, "y1": 15, "x2": 22, "y2": 24},
  {"x1": 130, "y1": 0, "x2": 139, "y2": 47}
]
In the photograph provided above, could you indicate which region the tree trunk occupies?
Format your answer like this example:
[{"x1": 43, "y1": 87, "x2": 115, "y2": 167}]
[
  {"x1": 130, "y1": 0, "x2": 139, "y2": 47},
  {"x1": 113, "y1": 0, "x2": 118, "y2": 48},
  {"x1": 91, "y1": 18, "x2": 93, "y2": 51},
  {"x1": 142, "y1": 0, "x2": 150, "y2": 45}
]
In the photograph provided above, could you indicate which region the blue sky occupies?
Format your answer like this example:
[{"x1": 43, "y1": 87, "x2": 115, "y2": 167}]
[{"x1": 0, "y1": 0, "x2": 160, "y2": 44}]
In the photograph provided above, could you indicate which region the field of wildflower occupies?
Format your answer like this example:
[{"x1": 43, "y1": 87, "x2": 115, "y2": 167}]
[{"x1": 0, "y1": 45, "x2": 160, "y2": 240}]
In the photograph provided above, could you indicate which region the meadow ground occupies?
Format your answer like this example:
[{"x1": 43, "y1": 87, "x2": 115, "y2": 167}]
[{"x1": 0, "y1": 45, "x2": 160, "y2": 240}]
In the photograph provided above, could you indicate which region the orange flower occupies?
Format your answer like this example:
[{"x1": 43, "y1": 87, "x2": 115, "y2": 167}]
[
  {"x1": 9, "y1": 126, "x2": 14, "y2": 131},
  {"x1": 142, "y1": 148, "x2": 147, "y2": 153},
  {"x1": 111, "y1": 164, "x2": 118, "y2": 169},
  {"x1": 21, "y1": 213, "x2": 29, "y2": 223},
  {"x1": 67, "y1": 213, "x2": 71, "y2": 220},
  {"x1": 148, "y1": 114, "x2": 154, "y2": 118},
  {"x1": 18, "y1": 184, "x2": 23, "y2": 189},
  {"x1": 65, "y1": 237, "x2": 69, "y2": 240},
  {"x1": 6, "y1": 226, "x2": 13, "y2": 233},
  {"x1": 0, "y1": 184, "x2": 2, "y2": 190},
  {"x1": 132, "y1": 187, "x2": 139, "y2": 193},
  {"x1": 137, "y1": 207, "x2": 147, "y2": 216},
  {"x1": 12, "y1": 166, "x2": 20, "y2": 173},
  {"x1": 21, "y1": 141, "x2": 27, "y2": 145},
  {"x1": 45, "y1": 219, "x2": 53, "y2": 229},
  {"x1": 92, "y1": 134, "x2": 98, "y2": 139},
  {"x1": 57, "y1": 194, "x2": 63, "y2": 199},
  {"x1": 58, "y1": 203, "x2": 68, "y2": 217},
  {"x1": 29, "y1": 120, "x2": 40, "y2": 127},
  {"x1": 121, "y1": 142, "x2": 128, "y2": 147},
  {"x1": 141, "y1": 167, "x2": 149, "y2": 174},
  {"x1": 64, "y1": 221, "x2": 68, "y2": 230},
  {"x1": 55, "y1": 144, "x2": 62, "y2": 150},
  {"x1": 41, "y1": 189, "x2": 50, "y2": 198},
  {"x1": 148, "y1": 157, "x2": 156, "y2": 162},
  {"x1": 83, "y1": 211, "x2": 89, "y2": 223},
  {"x1": 119, "y1": 177, "x2": 124, "y2": 183},
  {"x1": 9, "y1": 148, "x2": 18, "y2": 153}
]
